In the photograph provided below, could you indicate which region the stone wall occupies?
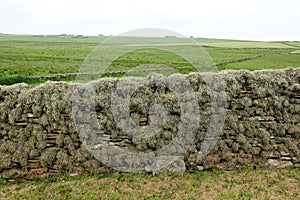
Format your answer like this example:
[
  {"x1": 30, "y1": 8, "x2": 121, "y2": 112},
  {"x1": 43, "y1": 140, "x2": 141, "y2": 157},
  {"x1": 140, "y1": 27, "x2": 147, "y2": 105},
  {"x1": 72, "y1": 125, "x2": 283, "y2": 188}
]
[{"x1": 0, "y1": 68, "x2": 299, "y2": 179}]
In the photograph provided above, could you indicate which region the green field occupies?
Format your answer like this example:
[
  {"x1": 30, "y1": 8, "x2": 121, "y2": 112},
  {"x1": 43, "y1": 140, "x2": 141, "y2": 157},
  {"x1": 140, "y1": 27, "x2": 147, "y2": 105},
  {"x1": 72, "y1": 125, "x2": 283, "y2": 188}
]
[
  {"x1": 199, "y1": 41, "x2": 294, "y2": 49},
  {"x1": 219, "y1": 53, "x2": 300, "y2": 71},
  {"x1": 0, "y1": 34, "x2": 300, "y2": 85},
  {"x1": 0, "y1": 168, "x2": 299, "y2": 200},
  {"x1": 0, "y1": 34, "x2": 106, "y2": 43},
  {"x1": 0, "y1": 41, "x2": 94, "y2": 76},
  {"x1": 291, "y1": 50, "x2": 300, "y2": 54},
  {"x1": 286, "y1": 42, "x2": 300, "y2": 47}
]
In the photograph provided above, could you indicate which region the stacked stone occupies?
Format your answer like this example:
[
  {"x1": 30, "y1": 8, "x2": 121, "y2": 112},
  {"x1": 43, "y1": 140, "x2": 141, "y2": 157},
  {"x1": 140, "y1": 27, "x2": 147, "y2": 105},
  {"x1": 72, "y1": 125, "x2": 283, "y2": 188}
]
[
  {"x1": 187, "y1": 68, "x2": 300, "y2": 170},
  {"x1": 0, "y1": 68, "x2": 299, "y2": 179},
  {"x1": 0, "y1": 82, "x2": 108, "y2": 179}
]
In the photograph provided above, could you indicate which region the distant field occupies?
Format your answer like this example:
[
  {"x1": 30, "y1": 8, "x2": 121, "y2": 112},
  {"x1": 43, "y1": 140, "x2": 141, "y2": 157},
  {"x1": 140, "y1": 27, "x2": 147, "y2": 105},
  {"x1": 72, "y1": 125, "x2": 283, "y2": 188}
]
[
  {"x1": 0, "y1": 34, "x2": 299, "y2": 85},
  {"x1": 0, "y1": 34, "x2": 296, "y2": 48},
  {"x1": 291, "y1": 50, "x2": 300, "y2": 54},
  {"x1": 0, "y1": 41, "x2": 94, "y2": 76},
  {"x1": 0, "y1": 34, "x2": 105, "y2": 44},
  {"x1": 287, "y1": 42, "x2": 300, "y2": 47},
  {"x1": 198, "y1": 41, "x2": 295, "y2": 49},
  {"x1": 0, "y1": 41, "x2": 290, "y2": 77},
  {"x1": 205, "y1": 48, "x2": 287, "y2": 63},
  {"x1": 109, "y1": 47, "x2": 289, "y2": 72},
  {"x1": 219, "y1": 53, "x2": 300, "y2": 71}
]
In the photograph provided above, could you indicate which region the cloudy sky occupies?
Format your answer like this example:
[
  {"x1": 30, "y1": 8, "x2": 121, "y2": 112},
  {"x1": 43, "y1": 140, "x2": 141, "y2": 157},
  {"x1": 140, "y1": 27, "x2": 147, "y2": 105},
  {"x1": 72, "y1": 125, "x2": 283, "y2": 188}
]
[{"x1": 0, "y1": 0, "x2": 299, "y2": 41}]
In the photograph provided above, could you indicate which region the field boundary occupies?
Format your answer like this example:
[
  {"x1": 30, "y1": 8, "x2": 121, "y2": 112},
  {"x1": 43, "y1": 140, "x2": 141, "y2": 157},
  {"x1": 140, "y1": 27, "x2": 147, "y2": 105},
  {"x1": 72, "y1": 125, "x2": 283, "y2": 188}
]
[
  {"x1": 0, "y1": 68, "x2": 299, "y2": 179},
  {"x1": 20, "y1": 49, "x2": 298, "y2": 81}
]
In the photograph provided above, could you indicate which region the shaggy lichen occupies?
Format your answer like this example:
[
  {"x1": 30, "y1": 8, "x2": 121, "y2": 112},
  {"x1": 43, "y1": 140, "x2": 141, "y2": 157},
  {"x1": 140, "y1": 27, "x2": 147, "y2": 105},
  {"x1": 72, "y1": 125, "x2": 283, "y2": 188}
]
[{"x1": 0, "y1": 68, "x2": 299, "y2": 177}]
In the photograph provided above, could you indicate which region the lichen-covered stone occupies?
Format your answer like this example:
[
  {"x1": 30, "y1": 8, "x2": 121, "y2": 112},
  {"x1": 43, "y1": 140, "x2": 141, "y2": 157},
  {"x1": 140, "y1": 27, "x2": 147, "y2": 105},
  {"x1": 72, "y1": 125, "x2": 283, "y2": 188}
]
[{"x1": 0, "y1": 68, "x2": 299, "y2": 178}]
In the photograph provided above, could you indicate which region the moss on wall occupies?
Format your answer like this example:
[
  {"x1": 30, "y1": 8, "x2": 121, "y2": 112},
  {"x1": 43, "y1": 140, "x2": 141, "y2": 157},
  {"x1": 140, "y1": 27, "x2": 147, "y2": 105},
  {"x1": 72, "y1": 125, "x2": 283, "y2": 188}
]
[{"x1": 0, "y1": 68, "x2": 299, "y2": 178}]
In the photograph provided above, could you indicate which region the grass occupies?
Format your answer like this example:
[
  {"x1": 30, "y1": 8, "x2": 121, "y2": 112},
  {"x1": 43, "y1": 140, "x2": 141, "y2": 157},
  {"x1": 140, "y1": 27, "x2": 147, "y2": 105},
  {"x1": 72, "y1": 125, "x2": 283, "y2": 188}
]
[
  {"x1": 0, "y1": 75, "x2": 46, "y2": 85},
  {"x1": 205, "y1": 47, "x2": 288, "y2": 63},
  {"x1": 197, "y1": 40, "x2": 295, "y2": 49},
  {"x1": 108, "y1": 47, "x2": 193, "y2": 72},
  {"x1": 0, "y1": 34, "x2": 300, "y2": 85},
  {"x1": 286, "y1": 42, "x2": 300, "y2": 47},
  {"x1": 105, "y1": 47, "x2": 292, "y2": 75},
  {"x1": 0, "y1": 34, "x2": 106, "y2": 44},
  {"x1": 219, "y1": 53, "x2": 300, "y2": 71},
  {"x1": 291, "y1": 50, "x2": 300, "y2": 54},
  {"x1": 0, "y1": 168, "x2": 299, "y2": 199},
  {"x1": 0, "y1": 41, "x2": 94, "y2": 76},
  {"x1": 0, "y1": 41, "x2": 293, "y2": 75}
]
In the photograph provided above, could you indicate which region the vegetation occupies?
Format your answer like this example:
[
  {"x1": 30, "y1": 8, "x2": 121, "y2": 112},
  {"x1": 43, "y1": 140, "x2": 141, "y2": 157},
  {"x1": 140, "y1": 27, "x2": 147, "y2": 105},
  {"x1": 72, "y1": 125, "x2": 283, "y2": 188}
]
[
  {"x1": 219, "y1": 53, "x2": 300, "y2": 71},
  {"x1": 0, "y1": 41, "x2": 94, "y2": 77},
  {"x1": 286, "y1": 42, "x2": 300, "y2": 47},
  {"x1": 1, "y1": 34, "x2": 300, "y2": 85},
  {"x1": 0, "y1": 35, "x2": 300, "y2": 198},
  {"x1": 0, "y1": 34, "x2": 106, "y2": 43},
  {"x1": 0, "y1": 168, "x2": 299, "y2": 199},
  {"x1": 0, "y1": 75, "x2": 45, "y2": 85},
  {"x1": 197, "y1": 40, "x2": 295, "y2": 49},
  {"x1": 291, "y1": 50, "x2": 300, "y2": 54}
]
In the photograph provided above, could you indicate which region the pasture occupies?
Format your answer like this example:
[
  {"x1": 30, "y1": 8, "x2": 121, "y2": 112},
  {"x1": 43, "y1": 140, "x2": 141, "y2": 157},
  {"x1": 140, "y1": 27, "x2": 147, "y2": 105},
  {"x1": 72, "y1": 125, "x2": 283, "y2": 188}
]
[
  {"x1": 0, "y1": 41, "x2": 278, "y2": 76},
  {"x1": 1, "y1": 34, "x2": 300, "y2": 85},
  {"x1": 198, "y1": 41, "x2": 294, "y2": 49},
  {"x1": 291, "y1": 50, "x2": 300, "y2": 54},
  {"x1": 218, "y1": 53, "x2": 300, "y2": 71}
]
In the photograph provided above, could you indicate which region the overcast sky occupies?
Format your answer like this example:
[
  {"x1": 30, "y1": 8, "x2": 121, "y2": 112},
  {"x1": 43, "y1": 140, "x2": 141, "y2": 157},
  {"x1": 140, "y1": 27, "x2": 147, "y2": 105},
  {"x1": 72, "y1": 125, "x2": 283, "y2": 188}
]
[{"x1": 0, "y1": 0, "x2": 299, "y2": 41}]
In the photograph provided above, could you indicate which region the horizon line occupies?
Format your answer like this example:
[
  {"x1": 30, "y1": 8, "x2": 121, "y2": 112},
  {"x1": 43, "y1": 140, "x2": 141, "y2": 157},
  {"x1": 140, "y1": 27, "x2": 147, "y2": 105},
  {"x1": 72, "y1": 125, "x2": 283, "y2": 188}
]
[{"x1": 1, "y1": 32, "x2": 299, "y2": 43}]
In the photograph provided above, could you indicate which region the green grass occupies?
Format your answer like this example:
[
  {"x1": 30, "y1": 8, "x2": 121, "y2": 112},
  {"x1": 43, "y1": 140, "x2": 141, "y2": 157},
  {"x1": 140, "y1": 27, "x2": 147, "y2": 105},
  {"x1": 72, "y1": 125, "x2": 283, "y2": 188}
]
[
  {"x1": 106, "y1": 47, "x2": 291, "y2": 74},
  {"x1": 198, "y1": 41, "x2": 295, "y2": 49},
  {"x1": 286, "y1": 42, "x2": 300, "y2": 47},
  {"x1": 0, "y1": 41, "x2": 94, "y2": 76},
  {"x1": 0, "y1": 34, "x2": 106, "y2": 44},
  {"x1": 0, "y1": 168, "x2": 299, "y2": 199},
  {"x1": 219, "y1": 53, "x2": 300, "y2": 71},
  {"x1": 291, "y1": 50, "x2": 300, "y2": 54},
  {"x1": 0, "y1": 34, "x2": 300, "y2": 85},
  {"x1": 0, "y1": 41, "x2": 292, "y2": 76},
  {"x1": 108, "y1": 47, "x2": 193, "y2": 72},
  {"x1": 196, "y1": 38, "x2": 246, "y2": 43},
  {"x1": 0, "y1": 75, "x2": 46, "y2": 85},
  {"x1": 206, "y1": 47, "x2": 288, "y2": 63}
]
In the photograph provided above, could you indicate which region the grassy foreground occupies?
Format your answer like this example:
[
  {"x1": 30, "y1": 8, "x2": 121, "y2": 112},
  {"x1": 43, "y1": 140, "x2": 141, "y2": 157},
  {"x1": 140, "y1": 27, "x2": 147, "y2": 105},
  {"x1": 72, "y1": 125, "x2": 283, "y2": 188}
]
[{"x1": 0, "y1": 168, "x2": 299, "y2": 200}]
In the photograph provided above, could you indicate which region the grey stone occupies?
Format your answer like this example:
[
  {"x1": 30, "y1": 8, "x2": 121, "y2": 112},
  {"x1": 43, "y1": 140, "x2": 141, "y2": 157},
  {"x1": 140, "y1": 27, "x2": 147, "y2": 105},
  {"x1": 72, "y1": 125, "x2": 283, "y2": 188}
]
[
  {"x1": 268, "y1": 159, "x2": 293, "y2": 168},
  {"x1": 1, "y1": 68, "x2": 300, "y2": 178},
  {"x1": 151, "y1": 156, "x2": 186, "y2": 173},
  {"x1": 280, "y1": 151, "x2": 290, "y2": 156},
  {"x1": 280, "y1": 157, "x2": 292, "y2": 161},
  {"x1": 294, "y1": 164, "x2": 300, "y2": 168}
]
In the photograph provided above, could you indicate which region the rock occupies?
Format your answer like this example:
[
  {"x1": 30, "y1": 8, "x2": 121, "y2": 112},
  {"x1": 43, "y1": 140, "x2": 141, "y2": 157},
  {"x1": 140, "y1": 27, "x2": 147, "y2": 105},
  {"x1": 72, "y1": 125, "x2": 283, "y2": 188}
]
[
  {"x1": 2, "y1": 169, "x2": 22, "y2": 178},
  {"x1": 280, "y1": 157, "x2": 292, "y2": 161},
  {"x1": 150, "y1": 156, "x2": 186, "y2": 173},
  {"x1": 280, "y1": 151, "x2": 290, "y2": 156},
  {"x1": 1, "y1": 68, "x2": 300, "y2": 178},
  {"x1": 294, "y1": 164, "x2": 300, "y2": 168},
  {"x1": 268, "y1": 159, "x2": 293, "y2": 168},
  {"x1": 144, "y1": 165, "x2": 153, "y2": 172},
  {"x1": 70, "y1": 173, "x2": 79, "y2": 177},
  {"x1": 27, "y1": 113, "x2": 34, "y2": 118}
]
